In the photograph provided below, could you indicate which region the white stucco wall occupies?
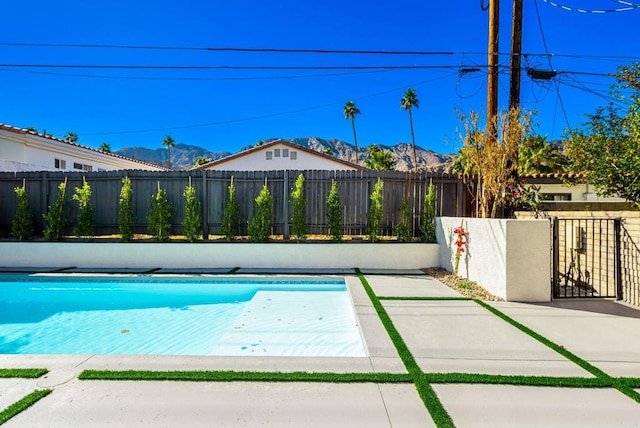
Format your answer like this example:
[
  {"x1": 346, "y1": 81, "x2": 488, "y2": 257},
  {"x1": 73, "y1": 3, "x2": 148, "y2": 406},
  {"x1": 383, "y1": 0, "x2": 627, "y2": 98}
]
[
  {"x1": 0, "y1": 242, "x2": 439, "y2": 270},
  {"x1": 538, "y1": 183, "x2": 627, "y2": 203},
  {"x1": 206, "y1": 143, "x2": 357, "y2": 171},
  {"x1": 437, "y1": 217, "x2": 551, "y2": 302}
]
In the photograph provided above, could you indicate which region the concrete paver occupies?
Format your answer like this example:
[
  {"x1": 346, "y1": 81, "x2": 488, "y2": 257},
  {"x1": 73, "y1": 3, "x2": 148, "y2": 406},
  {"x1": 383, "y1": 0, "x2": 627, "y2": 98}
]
[
  {"x1": 489, "y1": 300, "x2": 640, "y2": 377},
  {"x1": 0, "y1": 378, "x2": 39, "y2": 410},
  {"x1": 3, "y1": 269, "x2": 640, "y2": 426},
  {"x1": 433, "y1": 384, "x2": 640, "y2": 428},
  {"x1": 4, "y1": 380, "x2": 433, "y2": 428},
  {"x1": 366, "y1": 275, "x2": 463, "y2": 298},
  {"x1": 383, "y1": 300, "x2": 592, "y2": 376}
]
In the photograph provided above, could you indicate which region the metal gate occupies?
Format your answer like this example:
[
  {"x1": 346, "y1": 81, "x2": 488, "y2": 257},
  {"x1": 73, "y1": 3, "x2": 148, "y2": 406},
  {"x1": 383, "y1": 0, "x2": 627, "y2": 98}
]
[{"x1": 552, "y1": 218, "x2": 622, "y2": 299}]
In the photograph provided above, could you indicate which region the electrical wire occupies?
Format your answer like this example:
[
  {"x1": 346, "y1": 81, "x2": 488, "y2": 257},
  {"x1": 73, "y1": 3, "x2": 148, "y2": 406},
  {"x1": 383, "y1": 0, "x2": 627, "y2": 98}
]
[
  {"x1": 534, "y1": 0, "x2": 571, "y2": 129},
  {"x1": 80, "y1": 72, "x2": 458, "y2": 136},
  {"x1": 541, "y1": 0, "x2": 638, "y2": 13}
]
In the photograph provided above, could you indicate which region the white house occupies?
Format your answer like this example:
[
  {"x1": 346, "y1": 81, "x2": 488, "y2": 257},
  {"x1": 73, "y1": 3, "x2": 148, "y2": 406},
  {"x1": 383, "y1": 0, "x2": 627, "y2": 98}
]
[
  {"x1": 524, "y1": 173, "x2": 632, "y2": 211},
  {"x1": 193, "y1": 140, "x2": 363, "y2": 171},
  {"x1": 0, "y1": 123, "x2": 165, "y2": 172}
]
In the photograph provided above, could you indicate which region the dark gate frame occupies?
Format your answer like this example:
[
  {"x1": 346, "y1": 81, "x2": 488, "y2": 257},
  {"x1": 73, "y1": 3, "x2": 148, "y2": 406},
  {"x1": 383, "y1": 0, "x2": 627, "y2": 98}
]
[{"x1": 552, "y1": 217, "x2": 623, "y2": 299}]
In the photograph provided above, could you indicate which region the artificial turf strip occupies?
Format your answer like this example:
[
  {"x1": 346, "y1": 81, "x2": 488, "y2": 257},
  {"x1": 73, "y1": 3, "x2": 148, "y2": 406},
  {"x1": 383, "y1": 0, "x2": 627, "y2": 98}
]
[
  {"x1": 472, "y1": 299, "x2": 640, "y2": 404},
  {"x1": 378, "y1": 296, "x2": 472, "y2": 301},
  {"x1": 355, "y1": 269, "x2": 455, "y2": 428},
  {"x1": 423, "y1": 373, "x2": 613, "y2": 388},
  {"x1": 0, "y1": 389, "x2": 52, "y2": 425},
  {"x1": 78, "y1": 370, "x2": 412, "y2": 384},
  {"x1": 0, "y1": 369, "x2": 48, "y2": 379}
]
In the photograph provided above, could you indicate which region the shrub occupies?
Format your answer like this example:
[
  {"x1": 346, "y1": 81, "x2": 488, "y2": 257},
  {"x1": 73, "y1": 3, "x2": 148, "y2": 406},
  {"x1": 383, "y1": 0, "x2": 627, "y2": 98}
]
[
  {"x1": 394, "y1": 196, "x2": 412, "y2": 242},
  {"x1": 182, "y1": 181, "x2": 202, "y2": 242},
  {"x1": 147, "y1": 183, "x2": 172, "y2": 242},
  {"x1": 43, "y1": 179, "x2": 68, "y2": 241},
  {"x1": 248, "y1": 181, "x2": 272, "y2": 243},
  {"x1": 72, "y1": 177, "x2": 95, "y2": 239},
  {"x1": 11, "y1": 180, "x2": 34, "y2": 241},
  {"x1": 221, "y1": 177, "x2": 239, "y2": 241},
  {"x1": 326, "y1": 180, "x2": 342, "y2": 242},
  {"x1": 420, "y1": 181, "x2": 437, "y2": 243},
  {"x1": 367, "y1": 178, "x2": 384, "y2": 242},
  {"x1": 291, "y1": 173, "x2": 307, "y2": 241},
  {"x1": 119, "y1": 177, "x2": 135, "y2": 242}
]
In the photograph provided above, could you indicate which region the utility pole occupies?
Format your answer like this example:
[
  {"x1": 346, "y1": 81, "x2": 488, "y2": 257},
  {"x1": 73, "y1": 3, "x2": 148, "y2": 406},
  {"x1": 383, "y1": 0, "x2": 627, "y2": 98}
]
[
  {"x1": 487, "y1": 0, "x2": 500, "y2": 140},
  {"x1": 509, "y1": 0, "x2": 523, "y2": 110}
]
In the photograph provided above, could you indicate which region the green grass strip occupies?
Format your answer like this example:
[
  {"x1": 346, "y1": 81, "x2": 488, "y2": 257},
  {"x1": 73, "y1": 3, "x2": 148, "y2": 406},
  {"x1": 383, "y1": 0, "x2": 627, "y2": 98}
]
[
  {"x1": 424, "y1": 373, "x2": 612, "y2": 388},
  {"x1": 378, "y1": 296, "x2": 472, "y2": 301},
  {"x1": 0, "y1": 369, "x2": 48, "y2": 379},
  {"x1": 227, "y1": 267, "x2": 240, "y2": 274},
  {"x1": 618, "y1": 378, "x2": 640, "y2": 388},
  {"x1": 356, "y1": 269, "x2": 455, "y2": 428},
  {"x1": 472, "y1": 300, "x2": 640, "y2": 403},
  {"x1": 79, "y1": 370, "x2": 411, "y2": 383},
  {"x1": 0, "y1": 389, "x2": 52, "y2": 425}
]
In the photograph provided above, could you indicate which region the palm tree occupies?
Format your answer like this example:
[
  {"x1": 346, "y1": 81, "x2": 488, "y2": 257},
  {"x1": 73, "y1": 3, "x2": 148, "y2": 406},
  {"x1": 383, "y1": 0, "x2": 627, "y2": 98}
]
[
  {"x1": 63, "y1": 131, "x2": 79, "y2": 143},
  {"x1": 99, "y1": 142, "x2": 111, "y2": 153},
  {"x1": 364, "y1": 145, "x2": 396, "y2": 171},
  {"x1": 400, "y1": 89, "x2": 420, "y2": 172},
  {"x1": 518, "y1": 136, "x2": 566, "y2": 174},
  {"x1": 343, "y1": 101, "x2": 361, "y2": 164},
  {"x1": 162, "y1": 135, "x2": 176, "y2": 170}
]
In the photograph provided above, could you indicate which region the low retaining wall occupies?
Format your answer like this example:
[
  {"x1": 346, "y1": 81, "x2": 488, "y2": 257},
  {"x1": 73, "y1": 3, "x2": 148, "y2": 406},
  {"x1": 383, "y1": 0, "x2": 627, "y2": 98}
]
[
  {"x1": 0, "y1": 242, "x2": 439, "y2": 270},
  {"x1": 437, "y1": 217, "x2": 551, "y2": 302}
]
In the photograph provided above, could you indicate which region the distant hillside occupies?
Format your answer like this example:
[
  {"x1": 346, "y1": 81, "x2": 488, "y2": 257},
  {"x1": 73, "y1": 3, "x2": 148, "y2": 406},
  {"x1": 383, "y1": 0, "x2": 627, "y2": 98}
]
[
  {"x1": 115, "y1": 143, "x2": 231, "y2": 170},
  {"x1": 117, "y1": 138, "x2": 455, "y2": 172}
]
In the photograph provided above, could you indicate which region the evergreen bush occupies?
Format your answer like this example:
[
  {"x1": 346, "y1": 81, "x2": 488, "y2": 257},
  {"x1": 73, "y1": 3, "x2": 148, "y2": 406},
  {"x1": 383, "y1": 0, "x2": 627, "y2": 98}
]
[
  {"x1": 291, "y1": 173, "x2": 307, "y2": 241},
  {"x1": 147, "y1": 183, "x2": 172, "y2": 242},
  {"x1": 119, "y1": 177, "x2": 135, "y2": 242},
  {"x1": 326, "y1": 180, "x2": 342, "y2": 242},
  {"x1": 11, "y1": 180, "x2": 34, "y2": 241},
  {"x1": 394, "y1": 196, "x2": 412, "y2": 242},
  {"x1": 248, "y1": 181, "x2": 272, "y2": 243},
  {"x1": 72, "y1": 177, "x2": 95, "y2": 239},
  {"x1": 420, "y1": 181, "x2": 437, "y2": 243},
  {"x1": 182, "y1": 180, "x2": 202, "y2": 242},
  {"x1": 367, "y1": 178, "x2": 384, "y2": 242},
  {"x1": 43, "y1": 179, "x2": 68, "y2": 241},
  {"x1": 220, "y1": 177, "x2": 239, "y2": 240}
]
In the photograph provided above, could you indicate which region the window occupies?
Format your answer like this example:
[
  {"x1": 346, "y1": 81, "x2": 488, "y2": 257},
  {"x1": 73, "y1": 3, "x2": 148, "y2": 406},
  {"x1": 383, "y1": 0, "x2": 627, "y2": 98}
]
[
  {"x1": 54, "y1": 159, "x2": 66, "y2": 169},
  {"x1": 290, "y1": 151, "x2": 297, "y2": 160},
  {"x1": 98, "y1": 168, "x2": 107, "y2": 172},
  {"x1": 542, "y1": 193, "x2": 571, "y2": 201},
  {"x1": 274, "y1": 148, "x2": 281, "y2": 157},
  {"x1": 83, "y1": 165, "x2": 93, "y2": 172},
  {"x1": 266, "y1": 151, "x2": 273, "y2": 160},
  {"x1": 73, "y1": 162, "x2": 83, "y2": 170},
  {"x1": 283, "y1": 149, "x2": 289, "y2": 157}
]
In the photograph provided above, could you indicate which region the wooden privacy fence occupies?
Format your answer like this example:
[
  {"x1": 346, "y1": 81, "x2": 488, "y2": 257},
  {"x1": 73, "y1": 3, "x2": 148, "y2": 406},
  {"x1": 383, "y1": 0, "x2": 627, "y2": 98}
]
[{"x1": 0, "y1": 170, "x2": 468, "y2": 238}]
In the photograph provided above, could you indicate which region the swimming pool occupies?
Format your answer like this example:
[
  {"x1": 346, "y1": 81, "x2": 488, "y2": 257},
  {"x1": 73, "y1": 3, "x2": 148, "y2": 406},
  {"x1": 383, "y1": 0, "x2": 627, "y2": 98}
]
[{"x1": 0, "y1": 275, "x2": 367, "y2": 357}]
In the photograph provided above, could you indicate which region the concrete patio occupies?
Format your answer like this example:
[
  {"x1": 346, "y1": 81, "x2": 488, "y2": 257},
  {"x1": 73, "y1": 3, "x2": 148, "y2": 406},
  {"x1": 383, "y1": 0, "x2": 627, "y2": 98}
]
[{"x1": 2, "y1": 271, "x2": 640, "y2": 427}]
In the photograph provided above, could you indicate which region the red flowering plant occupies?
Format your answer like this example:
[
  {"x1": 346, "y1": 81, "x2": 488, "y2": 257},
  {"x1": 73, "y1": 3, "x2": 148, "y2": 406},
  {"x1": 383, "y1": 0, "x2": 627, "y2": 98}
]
[
  {"x1": 452, "y1": 221, "x2": 467, "y2": 276},
  {"x1": 504, "y1": 179, "x2": 543, "y2": 218}
]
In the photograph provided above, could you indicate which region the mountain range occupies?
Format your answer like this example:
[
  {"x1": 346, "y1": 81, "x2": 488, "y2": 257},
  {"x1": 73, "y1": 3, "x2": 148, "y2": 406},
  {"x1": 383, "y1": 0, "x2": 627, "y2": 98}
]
[{"x1": 115, "y1": 137, "x2": 455, "y2": 172}]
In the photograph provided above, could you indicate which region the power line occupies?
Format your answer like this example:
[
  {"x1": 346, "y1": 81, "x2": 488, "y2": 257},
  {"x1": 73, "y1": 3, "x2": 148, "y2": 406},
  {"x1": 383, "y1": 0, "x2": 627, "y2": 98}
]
[
  {"x1": 2, "y1": 42, "x2": 639, "y2": 61},
  {"x1": 80, "y1": 73, "x2": 457, "y2": 136},
  {"x1": 534, "y1": 0, "x2": 571, "y2": 129},
  {"x1": 0, "y1": 63, "x2": 479, "y2": 70},
  {"x1": 0, "y1": 42, "x2": 454, "y2": 56},
  {"x1": 541, "y1": 0, "x2": 638, "y2": 13}
]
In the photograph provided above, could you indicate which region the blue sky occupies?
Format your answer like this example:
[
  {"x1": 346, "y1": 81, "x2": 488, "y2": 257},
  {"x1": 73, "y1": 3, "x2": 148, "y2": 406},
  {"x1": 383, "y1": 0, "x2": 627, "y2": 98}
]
[{"x1": 1, "y1": 0, "x2": 638, "y2": 155}]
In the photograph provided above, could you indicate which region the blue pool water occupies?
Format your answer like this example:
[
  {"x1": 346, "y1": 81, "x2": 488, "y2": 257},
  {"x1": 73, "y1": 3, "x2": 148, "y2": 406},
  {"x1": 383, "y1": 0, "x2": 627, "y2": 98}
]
[{"x1": 0, "y1": 275, "x2": 367, "y2": 357}]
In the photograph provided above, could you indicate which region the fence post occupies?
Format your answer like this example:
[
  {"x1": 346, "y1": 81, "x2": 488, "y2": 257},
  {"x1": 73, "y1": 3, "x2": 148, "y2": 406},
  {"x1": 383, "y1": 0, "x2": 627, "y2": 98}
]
[
  {"x1": 552, "y1": 217, "x2": 559, "y2": 299},
  {"x1": 282, "y1": 170, "x2": 289, "y2": 240},
  {"x1": 614, "y1": 218, "x2": 623, "y2": 301},
  {"x1": 201, "y1": 170, "x2": 209, "y2": 240}
]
